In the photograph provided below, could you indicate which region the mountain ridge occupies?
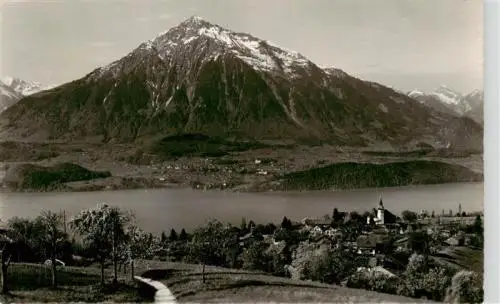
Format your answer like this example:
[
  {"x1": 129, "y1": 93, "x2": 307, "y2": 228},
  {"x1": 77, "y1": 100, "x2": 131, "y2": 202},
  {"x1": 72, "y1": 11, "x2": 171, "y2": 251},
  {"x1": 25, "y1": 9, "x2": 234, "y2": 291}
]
[
  {"x1": 0, "y1": 16, "x2": 483, "y2": 150},
  {"x1": 0, "y1": 82, "x2": 23, "y2": 113},
  {"x1": 1, "y1": 76, "x2": 55, "y2": 96},
  {"x1": 408, "y1": 86, "x2": 483, "y2": 124},
  {"x1": 0, "y1": 76, "x2": 54, "y2": 113}
]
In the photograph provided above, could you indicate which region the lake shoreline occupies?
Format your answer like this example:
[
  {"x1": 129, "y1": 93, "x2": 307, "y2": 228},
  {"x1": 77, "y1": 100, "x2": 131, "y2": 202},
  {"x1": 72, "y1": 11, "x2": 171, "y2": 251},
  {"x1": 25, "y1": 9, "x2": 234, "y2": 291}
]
[{"x1": 0, "y1": 179, "x2": 484, "y2": 195}]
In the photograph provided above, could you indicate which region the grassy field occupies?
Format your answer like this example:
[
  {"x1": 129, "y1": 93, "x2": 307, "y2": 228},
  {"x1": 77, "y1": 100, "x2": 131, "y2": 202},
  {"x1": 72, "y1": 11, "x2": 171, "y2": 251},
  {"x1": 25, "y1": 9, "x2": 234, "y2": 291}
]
[
  {"x1": 134, "y1": 260, "x2": 432, "y2": 303},
  {"x1": 0, "y1": 263, "x2": 149, "y2": 303},
  {"x1": 433, "y1": 246, "x2": 484, "y2": 274}
]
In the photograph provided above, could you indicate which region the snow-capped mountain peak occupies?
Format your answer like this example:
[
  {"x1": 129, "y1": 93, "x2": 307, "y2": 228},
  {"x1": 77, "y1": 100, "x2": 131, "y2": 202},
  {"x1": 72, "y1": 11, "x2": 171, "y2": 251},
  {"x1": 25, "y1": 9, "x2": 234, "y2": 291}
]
[
  {"x1": 408, "y1": 89, "x2": 425, "y2": 98},
  {"x1": 408, "y1": 86, "x2": 483, "y2": 117},
  {"x1": 431, "y1": 85, "x2": 463, "y2": 106},
  {"x1": 466, "y1": 89, "x2": 483, "y2": 101},
  {"x1": 96, "y1": 16, "x2": 316, "y2": 80},
  {"x1": 0, "y1": 76, "x2": 53, "y2": 96}
]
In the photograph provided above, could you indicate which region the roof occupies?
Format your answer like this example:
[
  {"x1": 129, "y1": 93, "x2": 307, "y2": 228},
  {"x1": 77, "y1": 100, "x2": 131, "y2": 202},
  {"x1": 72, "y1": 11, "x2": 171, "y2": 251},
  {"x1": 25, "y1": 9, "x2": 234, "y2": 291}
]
[
  {"x1": 444, "y1": 237, "x2": 461, "y2": 245},
  {"x1": 304, "y1": 219, "x2": 331, "y2": 226},
  {"x1": 265, "y1": 241, "x2": 287, "y2": 255},
  {"x1": 394, "y1": 237, "x2": 408, "y2": 245},
  {"x1": 357, "y1": 235, "x2": 377, "y2": 248},
  {"x1": 357, "y1": 233, "x2": 390, "y2": 248},
  {"x1": 372, "y1": 266, "x2": 396, "y2": 278}
]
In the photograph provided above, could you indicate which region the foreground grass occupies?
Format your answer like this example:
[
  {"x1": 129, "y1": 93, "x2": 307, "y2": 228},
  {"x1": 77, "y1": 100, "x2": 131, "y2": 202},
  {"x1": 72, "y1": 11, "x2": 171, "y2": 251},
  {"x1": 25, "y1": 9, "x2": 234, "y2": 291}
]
[
  {"x1": 134, "y1": 260, "x2": 431, "y2": 303},
  {"x1": 277, "y1": 160, "x2": 483, "y2": 191},
  {"x1": 0, "y1": 263, "x2": 148, "y2": 303}
]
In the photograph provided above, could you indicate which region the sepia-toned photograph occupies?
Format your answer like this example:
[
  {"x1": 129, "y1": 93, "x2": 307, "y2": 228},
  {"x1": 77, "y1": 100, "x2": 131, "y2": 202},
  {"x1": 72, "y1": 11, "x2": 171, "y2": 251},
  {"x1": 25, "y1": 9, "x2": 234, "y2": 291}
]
[{"x1": 0, "y1": 0, "x2": 487, "y2": 303}]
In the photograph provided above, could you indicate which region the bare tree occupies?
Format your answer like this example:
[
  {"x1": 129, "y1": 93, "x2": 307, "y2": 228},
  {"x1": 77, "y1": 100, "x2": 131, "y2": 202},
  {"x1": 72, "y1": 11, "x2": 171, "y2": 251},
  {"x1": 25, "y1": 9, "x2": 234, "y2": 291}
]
[{"x1": 0, "y1": 244, "x2": 11, "y2": 294}]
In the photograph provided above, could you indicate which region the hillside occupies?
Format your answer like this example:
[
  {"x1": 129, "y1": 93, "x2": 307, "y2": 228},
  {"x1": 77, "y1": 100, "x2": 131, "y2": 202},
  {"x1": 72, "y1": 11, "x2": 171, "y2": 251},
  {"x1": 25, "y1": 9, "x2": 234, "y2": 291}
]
[
  {"x1": 2, "y1": 162, "x2": 111, "y2": 191},
  {"x1": 0, "y1": 16, "x2": 482, "y2": 150},
  {"x1": 267, "y1": 160, "x2": 483, "y2": 191},
  {"x1": 135, "y1": 260, "x2": 432, "y2": 303}
]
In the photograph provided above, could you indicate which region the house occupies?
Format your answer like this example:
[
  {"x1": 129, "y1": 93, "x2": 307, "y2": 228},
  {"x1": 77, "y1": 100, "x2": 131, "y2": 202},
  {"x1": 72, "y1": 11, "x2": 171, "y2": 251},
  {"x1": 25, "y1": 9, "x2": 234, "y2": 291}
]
[
  {"x1": 356, "y1": 231, "x2": 392, "y2": 255},
  {"x1": 444, "y1": 236, "x2": 464, "y2": 246},
  {"x1": 324, "y1": 228, "x2": 341, "y2": 239},
  {"x1": 303, "y1": 218, "x2": 331, "y2": 229},
  {"x1": 394, "y1": 237, "x2": 409, "y2": 252},
  {"x1": 356, "y1": 235, "x2": 376, "y2": 255}
]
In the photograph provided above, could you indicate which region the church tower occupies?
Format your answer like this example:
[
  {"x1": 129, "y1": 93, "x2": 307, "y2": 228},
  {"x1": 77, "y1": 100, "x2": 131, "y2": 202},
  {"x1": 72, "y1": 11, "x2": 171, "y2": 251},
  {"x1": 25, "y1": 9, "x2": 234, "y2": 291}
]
[{"x1": 377, "y1": 197, "x2": 385, "y2": 225}]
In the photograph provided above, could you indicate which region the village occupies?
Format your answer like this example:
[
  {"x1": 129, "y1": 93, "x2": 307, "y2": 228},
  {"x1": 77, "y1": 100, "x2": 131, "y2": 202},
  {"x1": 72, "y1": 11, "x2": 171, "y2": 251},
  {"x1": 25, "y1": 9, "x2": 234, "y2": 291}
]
[
  {"x1": 234, "y1": 198, "x2": 484, "y2": 287},
  {"x1": 0, "y1": 199, "x2": 484, "y2": 302}
]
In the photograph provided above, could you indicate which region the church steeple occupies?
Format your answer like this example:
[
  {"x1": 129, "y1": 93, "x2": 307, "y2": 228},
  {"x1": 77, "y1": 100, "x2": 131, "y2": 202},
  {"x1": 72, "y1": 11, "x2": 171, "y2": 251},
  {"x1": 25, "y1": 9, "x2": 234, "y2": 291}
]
[{"x1": 375, "y1": 195, "x2": 385, "y2": 226}]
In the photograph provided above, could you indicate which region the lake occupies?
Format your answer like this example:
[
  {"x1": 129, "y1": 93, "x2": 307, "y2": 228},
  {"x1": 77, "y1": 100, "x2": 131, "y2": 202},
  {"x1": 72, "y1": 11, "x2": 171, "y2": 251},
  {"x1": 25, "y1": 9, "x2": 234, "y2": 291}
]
[{"x1": 0, "y1": 183, "x2": 483, "y2": 234}]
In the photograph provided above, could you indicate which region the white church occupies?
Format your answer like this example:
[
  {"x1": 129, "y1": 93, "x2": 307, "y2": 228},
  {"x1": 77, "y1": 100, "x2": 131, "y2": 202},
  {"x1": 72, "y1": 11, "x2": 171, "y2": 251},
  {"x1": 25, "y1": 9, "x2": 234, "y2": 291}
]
[{"x1": 367, "y1": 197, "x2": 396, "y2": 226}]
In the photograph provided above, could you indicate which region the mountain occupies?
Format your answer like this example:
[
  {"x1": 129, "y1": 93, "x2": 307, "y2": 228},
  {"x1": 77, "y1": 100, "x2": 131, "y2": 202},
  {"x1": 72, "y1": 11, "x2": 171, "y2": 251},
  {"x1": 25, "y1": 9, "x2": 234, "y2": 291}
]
[
  {"x1": 463, "y1": 89, "x2": 483, "y2": 124},
  {"x1": 408, "y1": 86, "x2": 483, "y2": 124},
  {"x1": 0, "y1": 82, "x2": 23, "y2": 113},
  {"x1": 0, "y1": 16, "x2": 483, "y2": 150},
  {"x1": 1, "y1": 76, "x2": 54, "y2": 96},
  {"x1": 0, "y1": 77, "x2": 54, "y2": 113}
]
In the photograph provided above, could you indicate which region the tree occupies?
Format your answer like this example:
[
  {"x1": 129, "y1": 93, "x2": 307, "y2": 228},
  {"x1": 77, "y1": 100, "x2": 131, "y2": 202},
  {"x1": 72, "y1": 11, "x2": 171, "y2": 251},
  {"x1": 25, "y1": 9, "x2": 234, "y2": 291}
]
[
  {"x1": 347, "y1": 270, "x2": 400, "y2": 294},
  {"x1": 188, "y1": 220, "x2": 239, "y2": 268},
  {"x1": 408, "y1": 231, "x2": 430, "y2": 257},
  {"x1": 8, "y1": 217, "x2": 46, "y2": 262},
  {"x1": 401, "y1": 210, "x2": 418, "y2": 223},
  {"x1": 472, "y1": 215, "x2": 483, "y2": 235},
  {"x1": 70, "y1": 204, "x2": 132, "y2": 286},
  {"x1": 179, "y1": 229, "x2": 188, "y2": 241},
  {"x1": 169, "y1": 229, "x2": 178, "y2": 241},
  {"x1": 445, "y1": 270, "x2": 483, "y2": 303},
  {"x1": 39, "y1": 210, "x2": 67, "y2": 288},
  {"x1": 125, "y1": 224, "x2": 161, "y2": 280},
  {"x1": 241, "y1": 241, "x2": 270, "y2": 271},
  {"x1": 280, "y1": 217, "x2": 292, "y2": 230},
  {"x1": 421, "y1": 267, "x2": 451, "y2": 301},
  {"x1": 0, "y1": 244, "x2": 11, "y2": 294},
  {"x1": 348, "y1": 211, "x2": 362, "y2": 223},
  {"x1": 431, "y1": 210, "x2": 435, "y2": 218},
  {"x1": 400, "y1": 253, "x2": 453, "y2": 301},
  {"x1": 302, "y1": 250, "x2": 356, "y2": 285},
  {"x1": 160, "y1": 231, "x2": 167, "y2": 244}
]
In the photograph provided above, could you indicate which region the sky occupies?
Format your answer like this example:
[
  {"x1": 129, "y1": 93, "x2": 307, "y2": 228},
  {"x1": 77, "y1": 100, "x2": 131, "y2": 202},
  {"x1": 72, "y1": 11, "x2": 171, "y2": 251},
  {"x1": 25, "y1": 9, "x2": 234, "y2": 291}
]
[{"x1": 0, "y1": 0, "x2": 483, "y2": 94}]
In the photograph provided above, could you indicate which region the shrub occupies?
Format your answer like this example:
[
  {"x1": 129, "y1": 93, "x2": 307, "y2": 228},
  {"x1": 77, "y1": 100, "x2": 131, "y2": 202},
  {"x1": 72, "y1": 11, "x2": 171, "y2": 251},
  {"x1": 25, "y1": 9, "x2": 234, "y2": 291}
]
[{"x1": 444, "y1": 270, "x2": 483, "y2": 303}]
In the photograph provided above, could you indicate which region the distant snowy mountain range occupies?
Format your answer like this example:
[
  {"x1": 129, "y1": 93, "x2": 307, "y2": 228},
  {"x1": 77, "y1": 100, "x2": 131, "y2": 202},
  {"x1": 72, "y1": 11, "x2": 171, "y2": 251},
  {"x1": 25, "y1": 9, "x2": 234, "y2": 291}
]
[
  {"x1": 0, "y1": 77, "x2": 54, "y2": 113},
  {"x1": 408, "y1": 86, "x2": 483, "y2": 124}
]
